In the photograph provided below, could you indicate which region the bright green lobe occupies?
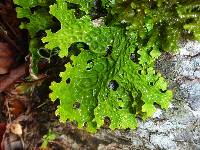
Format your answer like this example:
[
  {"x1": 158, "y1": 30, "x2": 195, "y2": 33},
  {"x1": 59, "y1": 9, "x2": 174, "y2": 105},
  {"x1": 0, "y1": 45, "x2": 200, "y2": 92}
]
[
  {"x1": 14, "y1": 0, "x2": 54, "y2": 37},
  {"x1": 13, "y1": 0, "x2": 55, "y2": 73},
  {"x1": 45, "y1": 0, "x2": 172, "y2": 132}
]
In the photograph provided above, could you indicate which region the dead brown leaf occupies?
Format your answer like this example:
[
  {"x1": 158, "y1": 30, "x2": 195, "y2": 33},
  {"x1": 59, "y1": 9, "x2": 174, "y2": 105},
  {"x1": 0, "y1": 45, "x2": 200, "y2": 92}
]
[{"x1": 0, "y1": 64, "x2": 28, "y2": 92}]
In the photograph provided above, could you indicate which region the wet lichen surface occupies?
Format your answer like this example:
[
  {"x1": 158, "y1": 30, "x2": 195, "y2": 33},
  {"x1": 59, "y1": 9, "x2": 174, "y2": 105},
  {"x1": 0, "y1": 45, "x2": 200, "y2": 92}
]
[
  {"x1": 25, "y1": 39, "x2": 200, "y2": 150},
  {"x1": 71, "y1": 40, "x2": 200, "y2": 150},
  {"x1": 6, "y1": 0, "x2": 200, "y2": 149}
]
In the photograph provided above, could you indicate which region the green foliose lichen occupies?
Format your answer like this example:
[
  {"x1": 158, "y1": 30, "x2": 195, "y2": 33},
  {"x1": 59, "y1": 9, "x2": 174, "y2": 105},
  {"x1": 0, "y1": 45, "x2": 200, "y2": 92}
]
[
  {"x1": 14, "y1": 0, "x2": 56, "y2": 73},
  {"x1": 43, "y1": 0, "x2": 173, "y2": 132},
  {"x1": 15, "y1": 0, "x2": 200, "y2": 132}
]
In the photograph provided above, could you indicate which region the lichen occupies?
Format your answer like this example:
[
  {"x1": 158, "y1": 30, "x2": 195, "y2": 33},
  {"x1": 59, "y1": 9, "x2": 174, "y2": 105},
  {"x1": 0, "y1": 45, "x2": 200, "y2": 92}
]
[{"x1": 14, "y1": 0, "x2": 200, "y2": 132}]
